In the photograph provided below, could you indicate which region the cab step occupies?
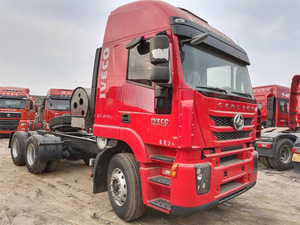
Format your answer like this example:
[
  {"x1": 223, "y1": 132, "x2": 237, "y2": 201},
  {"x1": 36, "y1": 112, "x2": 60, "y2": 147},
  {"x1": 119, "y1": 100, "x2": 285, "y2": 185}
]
[
  {"x1": 149, "y1": 199, "x2": 170, "y2": 211},
  {"x1": 150, "y1": 155, "x2": 175, "y2": 163},
  {"x1": 149, "y1": 176, "x2": 171, "y2": 186}
]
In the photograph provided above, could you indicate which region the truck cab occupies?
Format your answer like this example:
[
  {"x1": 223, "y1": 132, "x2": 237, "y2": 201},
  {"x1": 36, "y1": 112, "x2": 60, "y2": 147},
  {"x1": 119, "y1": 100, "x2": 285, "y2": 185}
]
[
  {"x1": 0, "y1": 87, "x2": 32, "y2": 134},
  {"x1": 253, "y1": 85, "x2": 290, "y2": 128},
  {"x1": 41, "y1": 88, "x2": 73, "y2": 129},
  {"x1": 72, "y1": 1, "x2": 260, "y2": 220}
]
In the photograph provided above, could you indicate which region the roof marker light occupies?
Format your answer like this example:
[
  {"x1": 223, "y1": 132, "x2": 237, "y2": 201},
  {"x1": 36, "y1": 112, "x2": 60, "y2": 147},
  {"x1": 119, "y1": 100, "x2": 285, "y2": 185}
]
[{"x1": 174, "y1": 18, "x2": 186, "y2": 23}]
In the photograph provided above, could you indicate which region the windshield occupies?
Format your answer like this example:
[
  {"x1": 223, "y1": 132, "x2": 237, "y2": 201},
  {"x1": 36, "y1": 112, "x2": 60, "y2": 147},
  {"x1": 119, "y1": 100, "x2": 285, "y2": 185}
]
[
  {"x1": 48, "y1": 99, "x2": 70, "y2": 111},
  {"x1": 181, "y1": 44, "x2": 254, "y2": 98},
  {"x1": 0, "y1": 99, "x2": 27, "y2": 109}
]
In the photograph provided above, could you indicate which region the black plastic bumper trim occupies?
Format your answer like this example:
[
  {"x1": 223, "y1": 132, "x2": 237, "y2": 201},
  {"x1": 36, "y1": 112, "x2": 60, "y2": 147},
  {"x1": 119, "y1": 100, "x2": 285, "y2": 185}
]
[{"x1": 170, "y1": 181, "x2": 256, "y2": 217}]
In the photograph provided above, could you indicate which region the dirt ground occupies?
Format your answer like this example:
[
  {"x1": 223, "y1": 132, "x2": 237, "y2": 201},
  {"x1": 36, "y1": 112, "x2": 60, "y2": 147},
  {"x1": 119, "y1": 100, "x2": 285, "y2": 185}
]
[{"x1": 0, "y1": 137, "x2": 299, "y2": 225}]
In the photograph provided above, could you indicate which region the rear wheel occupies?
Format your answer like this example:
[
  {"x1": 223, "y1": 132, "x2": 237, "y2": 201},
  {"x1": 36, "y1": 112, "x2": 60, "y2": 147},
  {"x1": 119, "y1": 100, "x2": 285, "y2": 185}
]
[
  {"x1": 107, "y1": 153, "x2": 146, "y2": 221},
  {"x1": 25, "y1": 136, "x2": 47, "y2": 174},
  {"x1": 269, "y1": 138, "x2": 294, "y2": 170},
  {"x1": 10, "y1": 131, "x2": 28, "y2": 166},
  {"x1": 44, "y1": 160, "x2": 59, "y2": 172},
  {"x1": 260, "y1": 156, "x2": 273, "y2": 168}
]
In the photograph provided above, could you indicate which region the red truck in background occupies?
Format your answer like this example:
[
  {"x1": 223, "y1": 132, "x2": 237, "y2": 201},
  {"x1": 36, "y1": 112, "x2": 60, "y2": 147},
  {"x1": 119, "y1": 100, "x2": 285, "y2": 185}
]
[
  {"x1": 253, "y1": 85, "x2": 290, "y2": 128},
  {"x1": 0, "y1": 87, "x2": 33, "y2": 134},
  {"x1": 41, "y1": 88, "x2": 73, "y2": 130},
  {"x1": 9, "y1": 1, "x2": 260, "y2": 221},
  {"x1": 256, "y1": 75, "x2": 300, "y2": 171}
]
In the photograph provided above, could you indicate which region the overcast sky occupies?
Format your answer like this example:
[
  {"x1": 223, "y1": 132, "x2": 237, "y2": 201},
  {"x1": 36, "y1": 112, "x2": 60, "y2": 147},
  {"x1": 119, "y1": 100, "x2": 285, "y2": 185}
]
[{"x1": 0, "y1": 0, "x2": 299, "y2": 95}]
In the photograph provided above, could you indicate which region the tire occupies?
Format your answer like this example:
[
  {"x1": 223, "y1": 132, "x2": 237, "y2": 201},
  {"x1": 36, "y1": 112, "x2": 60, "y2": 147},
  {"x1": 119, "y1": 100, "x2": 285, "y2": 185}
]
[
  {"x1": 44, "y1": 160, "x2": 60, "y2": 172},
  {"x1": 107, "y1": 153, "x2": 146, "y2": 221},
  {"x1": 269, "y1": 138, "x2": 294, "y2": 170},
  {"x1": 25, "y1": 136, "x2": 47, "y2": 174},
  {"x1": 260, "y1": 156, "x2": 273, "y2": 168},
  {"x1": 10, "y1": 131, "x2": 28, "y2": 166}
]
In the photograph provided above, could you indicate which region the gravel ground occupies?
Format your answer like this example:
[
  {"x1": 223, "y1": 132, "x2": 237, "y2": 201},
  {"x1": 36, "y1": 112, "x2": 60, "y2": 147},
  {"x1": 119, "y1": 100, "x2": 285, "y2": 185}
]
[{"x1": 0, "y1": 137, "x2": 299, "y2": 225}]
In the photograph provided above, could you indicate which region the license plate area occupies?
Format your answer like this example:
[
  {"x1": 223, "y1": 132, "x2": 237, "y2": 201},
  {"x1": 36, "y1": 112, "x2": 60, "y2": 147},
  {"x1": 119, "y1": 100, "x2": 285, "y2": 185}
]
[{"x1": 292, "y1": 153, "x2": 300, "y2": 162}]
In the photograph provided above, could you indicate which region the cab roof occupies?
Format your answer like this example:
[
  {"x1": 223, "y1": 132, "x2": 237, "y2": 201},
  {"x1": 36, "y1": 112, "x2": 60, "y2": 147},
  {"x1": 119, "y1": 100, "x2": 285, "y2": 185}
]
[{"x1": 103, "y1": 0, "x2": 233, "y2": 45}]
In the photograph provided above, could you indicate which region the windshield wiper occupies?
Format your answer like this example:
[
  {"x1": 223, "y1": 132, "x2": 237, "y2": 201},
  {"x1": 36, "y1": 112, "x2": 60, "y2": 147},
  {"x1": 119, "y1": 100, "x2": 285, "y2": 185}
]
[
  {"x1": 231, "y1": 91, "x2": 252, "y2": 98},
  {"x1": 195, "y1": 85, "x2": 227, "y2": 94}
]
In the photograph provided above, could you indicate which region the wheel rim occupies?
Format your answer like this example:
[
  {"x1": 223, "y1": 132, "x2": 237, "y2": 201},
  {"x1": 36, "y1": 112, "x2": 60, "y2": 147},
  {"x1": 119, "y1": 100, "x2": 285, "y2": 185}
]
[
  {"x1": 109, "y1": 168, "x2": 127, "y2": 206},
  {"x1": 12, "y1": 138, "x2": 19, "y2": 158},
  {"x1": 27, "y1": 143, "x2": 36, "y2": 166},
  {"x1": 280, "y1": 145, "x2": 292, "y2": 163}
]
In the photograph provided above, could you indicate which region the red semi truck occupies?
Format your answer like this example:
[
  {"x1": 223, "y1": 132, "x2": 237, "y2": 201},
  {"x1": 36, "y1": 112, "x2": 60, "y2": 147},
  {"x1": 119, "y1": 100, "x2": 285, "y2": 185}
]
[
  {"x1": 9, "y1": 1, "x2": 260, "y2": 221},
  {"x1": 41, "y1": 88, "x2": 73, "y2": 130},
  {"x1": 0, "y1": 87, "x2": 33, "y2": 134},
  {"x1": 253, "y1": 85, "x2": 290, "y2": 128},
  {"x1": 256, "y1": 75, "x2": 300, "y2": 171}
]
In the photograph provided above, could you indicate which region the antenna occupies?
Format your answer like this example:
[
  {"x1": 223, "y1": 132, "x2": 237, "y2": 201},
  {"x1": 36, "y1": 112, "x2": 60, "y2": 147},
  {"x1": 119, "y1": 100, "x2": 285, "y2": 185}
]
[{"x1": 236, "y1": 37, "x2": 240, "y2": 46}]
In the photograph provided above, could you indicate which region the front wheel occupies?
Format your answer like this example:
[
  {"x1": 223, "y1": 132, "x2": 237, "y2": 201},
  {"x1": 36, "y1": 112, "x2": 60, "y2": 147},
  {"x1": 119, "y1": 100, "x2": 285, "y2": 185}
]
[
  {"x1": 107, "y1": 153, "x2": 146, "y2": 221},
  {"x1": 269, "y1": 138, "x2": 294, "y2": 170}
]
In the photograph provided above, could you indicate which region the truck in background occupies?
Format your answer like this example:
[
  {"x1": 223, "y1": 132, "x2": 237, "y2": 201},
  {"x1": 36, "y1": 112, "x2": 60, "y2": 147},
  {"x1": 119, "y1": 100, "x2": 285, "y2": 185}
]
[
  {"x1": 41, "y1": 88, "x2": 73, "y2": 130},
  {"x1": 9, "y1": 1, "x2": 260, "y2": 221},
  {"x1": 253, "y1": 85, "x2": 290, "y2": 128},
  {"x1": 0, "y1": 87, "x2": 32, "y2": 134},
  {"x1": 256, "y1": 75, "x2": 300, "y2": 171}
]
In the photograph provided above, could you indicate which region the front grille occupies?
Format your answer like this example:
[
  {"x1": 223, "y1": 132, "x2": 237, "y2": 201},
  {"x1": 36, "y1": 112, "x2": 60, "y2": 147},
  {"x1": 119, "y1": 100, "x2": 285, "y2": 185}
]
[
  {"x1": 220, "y1": 154, "x2": 237, "y2": 163},
  {"x1": 221, "y1": 145, "x2": 243, "y2": 152},
  {"x1": 0, "y1": 112, "x2": 21, "y2": 119},
  {"x1": 213, "y1": 131, "x2": 251, "y2": 141},
  {"x1": 210, "y1": 116, "x2": 254, "y2": 126},
  {"x1": 0, "y1": 120, "x2": 20, "y2": 131}
]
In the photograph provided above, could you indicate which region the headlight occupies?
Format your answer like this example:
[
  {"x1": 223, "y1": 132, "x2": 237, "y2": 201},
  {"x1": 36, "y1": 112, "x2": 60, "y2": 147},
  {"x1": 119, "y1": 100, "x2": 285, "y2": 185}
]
[
  {"x1": 195, "y1": 163, "x2": 211, "y2": 195},
  {"x1": 20, "y1": 123, "x2": 27, "y2": 126}
]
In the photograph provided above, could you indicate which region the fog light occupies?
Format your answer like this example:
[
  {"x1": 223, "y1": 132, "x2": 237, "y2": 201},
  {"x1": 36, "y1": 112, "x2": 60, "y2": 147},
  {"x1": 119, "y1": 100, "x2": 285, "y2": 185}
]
[
  {"x1": 195, "y1": 163, "x2": 211, "y2": 195},
  {"x1": 196, "y1": 168, "x2": 203, "y2": 181}
]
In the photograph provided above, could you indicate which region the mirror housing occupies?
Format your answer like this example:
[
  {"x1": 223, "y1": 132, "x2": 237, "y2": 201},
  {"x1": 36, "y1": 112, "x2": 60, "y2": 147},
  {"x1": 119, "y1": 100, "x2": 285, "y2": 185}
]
[
  {"x1": 150, "y1": 66, "x2": 169, "y2": 85},
  {"x1": 190, "y1": 32, "x2": 209, "y2": 45},
  {"x1": 150, "y1": 35, "x2": 169, "y2": 65}
]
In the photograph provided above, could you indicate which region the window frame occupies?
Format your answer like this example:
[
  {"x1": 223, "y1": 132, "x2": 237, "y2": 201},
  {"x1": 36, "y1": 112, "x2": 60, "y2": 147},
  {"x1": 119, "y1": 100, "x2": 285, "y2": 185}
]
[{"x1": 126, "y1": 39, "x2": 155, "y2": 89}]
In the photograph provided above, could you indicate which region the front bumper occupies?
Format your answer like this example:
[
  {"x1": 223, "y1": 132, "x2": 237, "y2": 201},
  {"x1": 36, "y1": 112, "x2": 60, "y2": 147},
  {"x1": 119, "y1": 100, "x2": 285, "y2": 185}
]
[{"x1": 171, "y1": 181, "x2": 256, "y2": 216}]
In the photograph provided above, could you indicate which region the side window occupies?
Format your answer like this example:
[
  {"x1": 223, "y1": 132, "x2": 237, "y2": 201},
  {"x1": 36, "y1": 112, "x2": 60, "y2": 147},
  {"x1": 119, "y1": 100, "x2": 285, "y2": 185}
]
[
  {"x1": 278, "y1": 99, "x2": 288, "y2": 113},
  {"x1": 127, "y1": 40, "x2": 155, "y2": 87}
]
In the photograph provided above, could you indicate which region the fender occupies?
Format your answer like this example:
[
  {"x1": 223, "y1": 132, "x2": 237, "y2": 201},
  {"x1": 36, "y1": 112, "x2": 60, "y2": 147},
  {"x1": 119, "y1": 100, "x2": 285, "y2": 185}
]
[
  {"x1": 93, "y1": 127, "x2": 152, "y2": 194},
  {"x1": 93, "y1": 140, "x2": 129, "y2": 194}
]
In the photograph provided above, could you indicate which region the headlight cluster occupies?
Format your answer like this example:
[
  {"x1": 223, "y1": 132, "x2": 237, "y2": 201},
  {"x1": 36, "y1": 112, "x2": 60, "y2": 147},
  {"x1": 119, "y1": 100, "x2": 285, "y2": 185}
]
[{"x1": 195, "y1": 163, "x2": 211, "y2": 195}]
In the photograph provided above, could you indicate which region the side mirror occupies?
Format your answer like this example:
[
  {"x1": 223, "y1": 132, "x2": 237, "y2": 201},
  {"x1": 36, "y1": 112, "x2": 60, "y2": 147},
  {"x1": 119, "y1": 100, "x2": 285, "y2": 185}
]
[
  {"x1": 150, "y1": 35, "x2": 169, "y2": 65},
  {"x1": 29, "y1": 100, "x2": 33, "y2": 110},
  {"x1": 150, "y1": 66, "x2": 169, "y2": 85}
]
